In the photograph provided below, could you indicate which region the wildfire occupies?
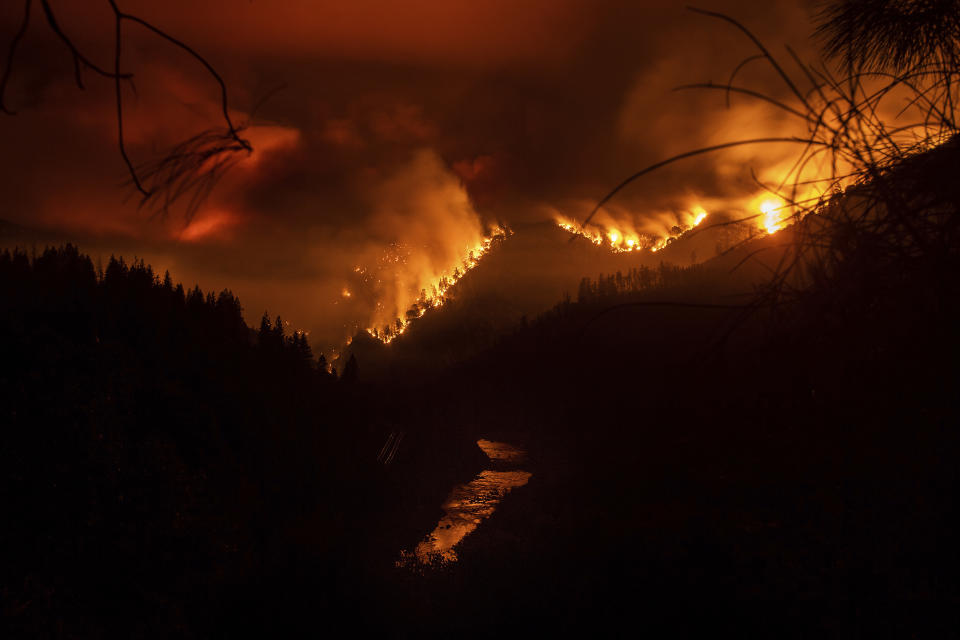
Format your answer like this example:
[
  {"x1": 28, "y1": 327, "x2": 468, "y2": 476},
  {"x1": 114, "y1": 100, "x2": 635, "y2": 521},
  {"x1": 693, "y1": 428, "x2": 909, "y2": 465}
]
[
  {"x1": 759, "y1": 198, "x2": 786, "y2": 234},
  {"x1": 555, "y1": 189, "x2": 825, "y2": 254},
  {"x1": 692, "y1": 206, "x2": 708, "y2": 227},
  {"x1": 555, "y1": 206, "x2": 708, "y2": 254},
  {"x1": 365, "y1": 225, "x2": 510, "y2": 344}
]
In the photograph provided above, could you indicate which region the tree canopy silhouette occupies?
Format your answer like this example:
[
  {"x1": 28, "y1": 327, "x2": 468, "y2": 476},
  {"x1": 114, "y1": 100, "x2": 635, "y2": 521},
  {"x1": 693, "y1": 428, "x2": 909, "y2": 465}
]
[{"x1": 815, "y1": 0, "x2": 960, "y2": 71}]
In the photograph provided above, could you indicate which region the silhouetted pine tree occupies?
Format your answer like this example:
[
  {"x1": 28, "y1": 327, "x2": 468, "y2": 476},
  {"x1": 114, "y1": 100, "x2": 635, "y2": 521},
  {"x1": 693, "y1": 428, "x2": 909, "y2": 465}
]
[
  {"x1": 816, "y1": 0, "x2": 960, "y2": 71},
  {"x1": 341, "y1": 353, "x2": 359, "y2": 384},
  {"x1": 258, "y1": 310, "x2": 272, "y2": 343}
]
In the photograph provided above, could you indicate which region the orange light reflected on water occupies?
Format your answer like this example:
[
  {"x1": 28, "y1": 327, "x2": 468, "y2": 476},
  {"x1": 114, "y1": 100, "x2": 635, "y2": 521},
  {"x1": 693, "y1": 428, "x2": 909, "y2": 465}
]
[
  {"x1": 398, "y1": 439, "x2": 531, "y2": 568},
  {"x1": 476, "y1": 438, "x2": 527, "y2": 463}
]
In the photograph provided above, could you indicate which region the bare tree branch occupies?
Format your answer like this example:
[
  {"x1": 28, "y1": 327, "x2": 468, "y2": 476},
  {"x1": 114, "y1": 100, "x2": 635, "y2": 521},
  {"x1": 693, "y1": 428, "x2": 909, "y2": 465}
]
[
  {"x1": 584, "y1": 5, "x2": 960, "y2": 350},
  {"x1": 1, "y1": 0, "x2": 31, "y2": 115},
  {"x1": 39, "y1": 0, "x2": 130, "y2": 82},
  {"x1": 2, "y1": 0, "x2": 253, "y2": 216},
  {"x1": 113, "y1": 5, "x2": 250, "y2": 151},
  {"x1": 108, "y1": 1, "x2": 148, "y2": 197},
  {"x1": 580, "y1": 137, "x2": 828, "y2": 230}
]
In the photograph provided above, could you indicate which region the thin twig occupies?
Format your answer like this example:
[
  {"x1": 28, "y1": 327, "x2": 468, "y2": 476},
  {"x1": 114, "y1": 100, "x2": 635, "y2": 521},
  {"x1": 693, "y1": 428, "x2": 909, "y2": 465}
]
[
  {"x1": 40, "y1": 0, "x2": 130, "y2": 82},
  {"x1": 0, "y1": 0, "x2": 31, "y2": 115},
  {"x1": 109, "y1": 1, "x2": 149, "y2": 198},
  {"x1": 581, "y1": 137, "x2": 828, "y2": 229}
]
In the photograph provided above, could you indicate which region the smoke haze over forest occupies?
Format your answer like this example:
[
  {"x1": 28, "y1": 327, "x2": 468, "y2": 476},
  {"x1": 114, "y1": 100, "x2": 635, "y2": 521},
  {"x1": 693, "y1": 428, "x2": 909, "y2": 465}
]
[{"x1": 2, "y1": 0, "x2": 821, "y2": 349}]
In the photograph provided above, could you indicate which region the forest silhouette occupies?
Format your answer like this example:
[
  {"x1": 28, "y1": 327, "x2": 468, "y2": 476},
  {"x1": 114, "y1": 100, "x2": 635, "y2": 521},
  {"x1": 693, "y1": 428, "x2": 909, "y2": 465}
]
[{"x1": 0, "y1": 245, "x2": 378, "y2": 635}]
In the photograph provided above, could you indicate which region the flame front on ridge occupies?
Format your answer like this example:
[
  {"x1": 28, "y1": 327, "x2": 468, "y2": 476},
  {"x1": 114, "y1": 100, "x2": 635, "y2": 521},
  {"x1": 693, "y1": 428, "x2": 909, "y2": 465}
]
[
  {"x1": 364, "y1": 225, "x2": 510, "y2": 344},
  {"x1": 554, "y1": 206, "x2": 708, "y2": 253}
]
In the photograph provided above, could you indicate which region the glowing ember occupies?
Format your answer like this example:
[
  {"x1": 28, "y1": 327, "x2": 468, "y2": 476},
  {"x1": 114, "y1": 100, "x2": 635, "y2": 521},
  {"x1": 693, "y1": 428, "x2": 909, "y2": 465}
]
[
  {"x1": 365, "y1": 225, "x2": 510, "y2": 344},
  {"x1": 341, "y1": 288, "x2": 352, "y2": 298}
]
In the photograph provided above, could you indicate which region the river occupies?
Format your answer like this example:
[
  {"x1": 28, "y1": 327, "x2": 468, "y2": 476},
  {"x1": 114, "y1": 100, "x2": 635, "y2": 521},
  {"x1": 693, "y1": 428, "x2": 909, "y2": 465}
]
[{"x1": 398, "y1": 439, "x2": 532, "y2": 567}]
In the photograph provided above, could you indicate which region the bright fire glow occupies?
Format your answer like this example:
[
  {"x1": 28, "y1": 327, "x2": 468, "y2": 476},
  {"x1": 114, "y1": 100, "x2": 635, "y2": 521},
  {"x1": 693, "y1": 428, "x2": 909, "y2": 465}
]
[
  {"x1": 179, "y1": 209, "x2": 236, "y2": 242},
  {"x1": 692, "y1": 206, "x2": 708, "y2": 227},
  {"x1": 759, "y1": 199, "x2": 785, "y2": 234},
  {"x1": 555, "y1": 187, "x2": 824, "y2": 255},
  {"x1": 555, "y1": 206, "x2": 708, "y2": 254},
  {"x1": 365, "y1": 225, "x2": 510, "y2": 344}
]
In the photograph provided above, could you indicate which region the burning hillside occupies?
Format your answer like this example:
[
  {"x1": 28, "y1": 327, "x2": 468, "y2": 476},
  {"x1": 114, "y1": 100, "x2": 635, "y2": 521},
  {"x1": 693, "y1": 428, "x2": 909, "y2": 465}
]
[
  {"x1": 363, "y1": 225, "x2": 511, "y2": 344},
  {"x1": 554, "y1": 206, "x2": 709, "y2": 253},
  {"x1": 551, "y1": 190, "x2": 814, "y2": 261}
]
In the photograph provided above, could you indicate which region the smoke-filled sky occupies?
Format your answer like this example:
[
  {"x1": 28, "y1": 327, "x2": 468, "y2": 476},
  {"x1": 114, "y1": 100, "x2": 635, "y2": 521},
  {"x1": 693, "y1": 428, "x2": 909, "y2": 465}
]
[{"x1": 1, "y1": 0, "x2": 824, "y2": 351}]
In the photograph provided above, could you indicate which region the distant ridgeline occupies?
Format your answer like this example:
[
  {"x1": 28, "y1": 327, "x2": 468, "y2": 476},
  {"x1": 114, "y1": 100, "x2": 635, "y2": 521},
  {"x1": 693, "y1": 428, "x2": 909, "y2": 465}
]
[{"x1": 0, "y1": 244, "x2": 338, "y2": 378}]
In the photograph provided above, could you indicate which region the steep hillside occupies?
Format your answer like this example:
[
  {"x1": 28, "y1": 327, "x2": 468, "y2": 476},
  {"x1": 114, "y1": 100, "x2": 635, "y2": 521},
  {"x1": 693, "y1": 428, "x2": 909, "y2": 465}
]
[{"x1": 344, "y1": 215, "x2": 782, "y2": 378}]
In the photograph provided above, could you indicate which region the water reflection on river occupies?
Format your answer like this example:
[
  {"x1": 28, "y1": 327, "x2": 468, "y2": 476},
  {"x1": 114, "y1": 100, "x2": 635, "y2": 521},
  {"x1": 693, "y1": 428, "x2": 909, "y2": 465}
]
[{"x1": 398, "y1": 440, "x2": 531, "y2": 567}]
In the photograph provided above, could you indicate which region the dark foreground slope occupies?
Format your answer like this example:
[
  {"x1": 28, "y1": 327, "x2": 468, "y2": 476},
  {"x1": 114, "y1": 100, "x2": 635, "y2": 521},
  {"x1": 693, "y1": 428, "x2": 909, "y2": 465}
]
[
  {"x1": 365, "y1": 148, "x2": 960, "y2": 632},
  {"x1": 337, "y1": 202, "x2": 959, "y2": 634}
]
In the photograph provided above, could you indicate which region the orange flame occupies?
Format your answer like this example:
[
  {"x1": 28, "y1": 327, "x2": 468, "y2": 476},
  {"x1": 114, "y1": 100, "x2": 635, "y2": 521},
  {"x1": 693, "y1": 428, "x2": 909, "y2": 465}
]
[
  {"x1": 758, "y1": 198, "x2": 786, "y2": 234},
  {"x1": 554, "y1": 206, "x2": 708, "y2": 254},
  {"x1": 365, "y1": 225, "x2": 510, "y2": 344}
]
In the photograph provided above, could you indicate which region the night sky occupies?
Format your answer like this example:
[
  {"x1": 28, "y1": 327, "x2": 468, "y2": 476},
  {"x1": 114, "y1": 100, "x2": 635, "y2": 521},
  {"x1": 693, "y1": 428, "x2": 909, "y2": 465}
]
[{"x1": 1, "y1": 0, "x2": 821, "y2": 350}]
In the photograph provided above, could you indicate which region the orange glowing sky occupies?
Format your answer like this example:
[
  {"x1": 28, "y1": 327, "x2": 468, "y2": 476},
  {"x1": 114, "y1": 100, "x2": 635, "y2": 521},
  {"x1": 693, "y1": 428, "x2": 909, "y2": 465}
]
[{"x1": 0, "y1": 0, "x2": 822, "y2": 350}]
